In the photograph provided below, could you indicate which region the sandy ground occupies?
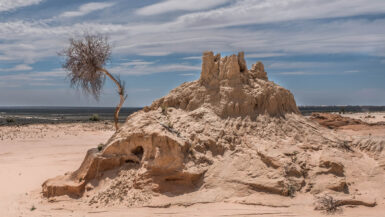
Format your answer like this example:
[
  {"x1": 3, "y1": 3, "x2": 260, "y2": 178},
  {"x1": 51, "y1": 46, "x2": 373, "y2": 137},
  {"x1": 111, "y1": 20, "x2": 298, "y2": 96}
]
[
  {"x1": 1, "y1": 119, "x2": 385, "y2": 217},
  {"x1": 338, "y1": 112, "x2": 385, "y2": 137},
  {"x1": 341, "y1": 112, "x2": 385, "y2": 124},
  {"x1": 0, "y1": 123, "x2": 114, "y2": 216}
]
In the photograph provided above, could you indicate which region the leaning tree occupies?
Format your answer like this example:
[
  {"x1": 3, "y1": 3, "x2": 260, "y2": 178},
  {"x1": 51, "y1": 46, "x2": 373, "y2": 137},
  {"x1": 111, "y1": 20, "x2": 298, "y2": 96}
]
[{"x1": 60, "y1": 34, "x2": 126, "y2": 130}]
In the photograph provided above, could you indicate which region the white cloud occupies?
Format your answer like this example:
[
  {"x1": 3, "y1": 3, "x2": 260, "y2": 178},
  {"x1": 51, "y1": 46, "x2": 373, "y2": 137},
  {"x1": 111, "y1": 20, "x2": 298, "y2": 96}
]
[
  {"x1": 110, "y1": 62, "x2": 200, "y2": 75},
  {"x1": 277, "y1": 71, "x2": 310, "y2": 75},
  {"x1": 1, "y1": 17, "x2": 385, "y2": 67},
  {"x1": 0, "y1": 0, "x2": 43, "y2": 12},
  {"x1": 0, "y1": 64, "x2": 32, "y2": 72},
  {"x1": 267, "y1": 61, "x2": 361, "y2": 75},
  {"x1": 120, "y1": 60, "x2": 155, "y2": 66},
  {"x1": 1, "y1": 0, "x2": 385, "y2": 72},
  {"x1": 182, "y1": 56, "x2": 201, "y2": 60},
  {"x1": 172, "y1": 0, "x2": 385, "y2": 29},
  {"x1": 137, "y1": 51, "x2": 172, "y2": 56},
  {"x1": 60, "y1": 2, "x2": 115, "y2": 18},
  {"x1": 0, "y1": 68, "x2": 66, "y2": 89},
  {"x1": 246, "y1": 53, "x2": 286, "y2": 58},
  {"x1": 179, "y1": 73, "x2": 198, "y2": 76},
  {"x1": 0, "y1": 68, "x2": 65, "y2": 80},
  {"x1": 156, "y1": 64, "x2": 201, "y2": 72},
  {"x1": 136, "y1": 0, "x2": 230, "y2": 16},
  {"x1": 275, "y1": 70, "x2": 359, "y2": 76},
  {"x1": 0, "y1": 21, "x2": 127, "y2": 63},
  {"x1": 268, "y1": 61, "x2": 328, "y2": 69}
]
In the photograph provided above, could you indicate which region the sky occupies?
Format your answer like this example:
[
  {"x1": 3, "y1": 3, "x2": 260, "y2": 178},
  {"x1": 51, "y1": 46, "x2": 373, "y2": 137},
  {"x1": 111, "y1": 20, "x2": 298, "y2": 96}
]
[{"x1": 0, "y1": 0, "x2": 385, "y2": 107}]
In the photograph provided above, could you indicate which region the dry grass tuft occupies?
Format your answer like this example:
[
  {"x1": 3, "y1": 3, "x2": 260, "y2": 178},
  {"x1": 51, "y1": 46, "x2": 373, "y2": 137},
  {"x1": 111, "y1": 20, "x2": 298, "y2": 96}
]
[{"x1": 314, "y1": 195, "x2": 341, "y2": 214}]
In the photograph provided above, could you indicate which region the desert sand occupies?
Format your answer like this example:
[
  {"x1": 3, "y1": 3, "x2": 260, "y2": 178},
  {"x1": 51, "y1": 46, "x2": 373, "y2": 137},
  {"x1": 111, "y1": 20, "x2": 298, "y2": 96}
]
[
  {"x1": 1, "y1": 117, "x2": 385, "y2": 216},
  {"x1": 0, "y1": 123, "x2": 114, "y2": 216},
  {"x1": 2, "y1": 52, "x2": 385, "y2": 217},
  {"x1": 342, "y1": 112, "x2": 385, "y2": 124}
]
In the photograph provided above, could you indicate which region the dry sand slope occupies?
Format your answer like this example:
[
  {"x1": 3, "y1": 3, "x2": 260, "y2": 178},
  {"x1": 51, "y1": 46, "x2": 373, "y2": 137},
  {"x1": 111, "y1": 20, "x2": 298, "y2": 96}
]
[{"x1": 2, "y1": 52, "x2": 385, "y2": 217}]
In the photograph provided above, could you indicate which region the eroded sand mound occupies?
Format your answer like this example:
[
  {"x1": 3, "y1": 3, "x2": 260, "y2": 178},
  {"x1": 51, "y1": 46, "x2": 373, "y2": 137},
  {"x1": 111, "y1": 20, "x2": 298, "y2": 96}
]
[
  {"x1": 42, "y1": 52, "x2": 384, "y2": 210},
  {"x1": 148, "y1": 51, "x2": 299, "y2": 118}
]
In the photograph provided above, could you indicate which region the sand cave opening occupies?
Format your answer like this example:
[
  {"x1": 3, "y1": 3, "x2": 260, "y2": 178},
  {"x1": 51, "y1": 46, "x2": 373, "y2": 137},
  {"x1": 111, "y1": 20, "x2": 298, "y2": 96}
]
[{"x1": 131, "y1": 146, "x2": 144, "y2": 162}]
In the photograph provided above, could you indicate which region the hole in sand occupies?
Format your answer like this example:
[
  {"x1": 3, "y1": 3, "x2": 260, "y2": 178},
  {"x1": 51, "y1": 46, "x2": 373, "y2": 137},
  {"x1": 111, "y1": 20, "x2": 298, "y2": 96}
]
[
  {"x1": 131, "y1": 146, "x2": 144, "y2": 161},
  {"x1": 165, "y1": 177, "x2": 183, "y2": 182},
  {"x1": 125, "y1": 159, "x2": 137, "y2": 164}
]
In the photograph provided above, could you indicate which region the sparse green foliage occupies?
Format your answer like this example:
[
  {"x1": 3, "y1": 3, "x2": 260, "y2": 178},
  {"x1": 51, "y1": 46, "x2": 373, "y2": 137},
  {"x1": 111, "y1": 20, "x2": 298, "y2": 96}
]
[
  {"x1": 365, "y1": 114, "x2": 375, "y2": 119},
  {"x1": 97, "y1": 143, "x2": 104, "y2": 152},
  {"x1": 161, "y1": 105, "x2": 168, "y2": 116},
  {"x1": 166, "y1": 120, "x2": 173, "y2": 129},
  {"x1": 6, "y1": 117, "x2": 15, "y2": 123},
  {"x1": 287, "y1": 185, "x2": 296, "y2": 198},
  {"x1": 30, "y1": 205, "x2": 36, "y2": 211},
  {"x1": 89, "y1": 114, "x2": 100, "y2": 121},
  {"x1": 283, "y1": 182, "x2": 296, "y2": 198},
  {"x1": 290, "y1": 155, "x2": 297, "y2": 163}
]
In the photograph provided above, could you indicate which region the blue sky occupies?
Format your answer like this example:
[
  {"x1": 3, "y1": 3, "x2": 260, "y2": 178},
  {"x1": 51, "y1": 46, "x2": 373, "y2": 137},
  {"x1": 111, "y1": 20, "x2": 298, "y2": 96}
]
[{"x1": 0, "y1": 0, "x2": 385, "y2": 107}]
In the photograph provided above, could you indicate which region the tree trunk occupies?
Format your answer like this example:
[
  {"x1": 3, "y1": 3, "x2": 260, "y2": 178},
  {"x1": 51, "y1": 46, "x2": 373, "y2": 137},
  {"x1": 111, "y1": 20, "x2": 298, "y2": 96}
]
[{"x1": 98, "y1": 68, "x2": 125, "y2": 131}]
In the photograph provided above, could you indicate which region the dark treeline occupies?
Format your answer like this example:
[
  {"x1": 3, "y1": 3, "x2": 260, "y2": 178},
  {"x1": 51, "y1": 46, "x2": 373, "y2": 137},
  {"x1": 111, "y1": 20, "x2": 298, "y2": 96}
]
[
  {"x1": 0, "y1": 107, "x2": 141, "y2": 125},
  {"x1": 298, "y1": 106, "x2": 385, "y2": 115}
]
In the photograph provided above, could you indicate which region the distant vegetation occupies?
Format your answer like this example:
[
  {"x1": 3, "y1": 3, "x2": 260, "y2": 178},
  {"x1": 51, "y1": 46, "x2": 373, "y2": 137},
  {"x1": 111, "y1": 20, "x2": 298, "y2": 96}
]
[
  {"x1": 89, "y1": 114, "x2": 100, "y2": 122},
  {"x1": 6, "y1": 117, "x2": 15, "y2": 123},
  {"x1": 299, "y1": 106, "x2": 385, "y2": 115},
  {"x1": 0, "y1": 107, "x2": 141, "y2": 125}
]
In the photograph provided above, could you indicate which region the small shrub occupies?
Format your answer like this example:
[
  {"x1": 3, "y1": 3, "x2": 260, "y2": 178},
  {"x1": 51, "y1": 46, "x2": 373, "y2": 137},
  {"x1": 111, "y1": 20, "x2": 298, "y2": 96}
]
[
  {"x1": 161, "y1": 105, "x2": 168, "y2": 116},
  {"x1": 30, "y1": 205, "x2": 36, "y2": 211},
  {"x1": 166, "y1": 121, "x2": 173, "y2": 129},
  {"x1": 6, "y1": 117, "x2": 15, "y2": 123},
  {"x1": 283, "y1": 182, "x2": 296, "y2": 198},
  {"x1": 315, "y1": 195, "x2": 341, "y2": 214},
  {"x1": 89, "y1": 114, "x2": 100, "y2": 121},
  {"x1": 340, "y1": 141, "x2": 352, "y2": 152},
  {"x1": 97, "y1": 143, "x2": 103, "y2": 152}
]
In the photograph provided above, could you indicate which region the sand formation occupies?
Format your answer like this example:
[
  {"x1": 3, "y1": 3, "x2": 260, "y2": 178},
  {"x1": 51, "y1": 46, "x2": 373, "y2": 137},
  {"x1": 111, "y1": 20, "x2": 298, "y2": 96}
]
[{"x1": 42, "y1": 52, "x2": 383, "y2": 209}]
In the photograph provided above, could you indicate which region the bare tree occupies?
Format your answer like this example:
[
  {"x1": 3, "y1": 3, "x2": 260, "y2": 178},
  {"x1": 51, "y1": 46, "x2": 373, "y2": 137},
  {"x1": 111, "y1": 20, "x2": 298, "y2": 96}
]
[{"x1": 60, "y1": 34, "x2": 126, "y2": 130}]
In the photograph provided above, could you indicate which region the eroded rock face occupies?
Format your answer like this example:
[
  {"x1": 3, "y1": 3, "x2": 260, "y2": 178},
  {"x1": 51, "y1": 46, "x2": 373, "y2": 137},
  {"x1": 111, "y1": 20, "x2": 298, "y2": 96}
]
[
  {"x1": 42, "y1": 52, "x2": 384, "y2": 210},
  {"x1": 148, "y1": 51, "x2": 299, "y2": 118}
]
